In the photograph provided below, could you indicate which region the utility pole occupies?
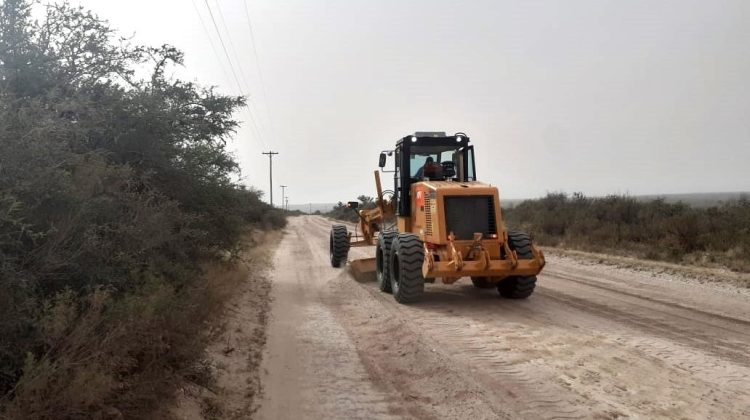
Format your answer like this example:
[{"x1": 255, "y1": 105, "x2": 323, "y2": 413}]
[
  {"x1": 280, "y1": 185, "x2": 287, "y2": 211},
  {"x1": 285, "y1": 196, "x2": 289, "y2": 212},
  {"x1": 262, "y1": 151, "x2": 279, "y2": 206}
]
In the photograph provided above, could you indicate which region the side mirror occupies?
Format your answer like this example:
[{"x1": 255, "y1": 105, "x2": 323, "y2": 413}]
[
  {"x1": 346, "y1": 201, "x2": 359, "y2": 209},
  {"x1": 378, "y1": 152, "x2": 386, "y2": 168}
]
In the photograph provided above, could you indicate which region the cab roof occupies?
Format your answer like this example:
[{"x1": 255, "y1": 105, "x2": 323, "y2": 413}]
[{"x1": 396, "y1": 132, "x2": 470, "y2": 147}]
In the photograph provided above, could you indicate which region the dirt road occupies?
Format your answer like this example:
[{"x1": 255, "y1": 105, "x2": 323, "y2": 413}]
[{"x1": 257, "y1": 216, "x2": 750, "y2": 419}]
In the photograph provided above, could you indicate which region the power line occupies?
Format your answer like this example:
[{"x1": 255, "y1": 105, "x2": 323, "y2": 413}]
[
  {"x1": 242, "y1": 0, "x2": 276, "y2": 142},
  {"x1": 199, "y1": 0, "x2": 266, "y2": 148},
  {"x1": 192, "y1": 0, "x2": 264, "y2": 148},
  {"x1": 214, "y1": 0, "x2": 253, "y2": 94},
  {"x1": 202, "y1": 0, "x2": 244, "y2": 95},
  {"x1": 241, "y1": 100, "x2": 268, "y2": 150},
  {"x1": 214, "y1": 0, "x2": 271, "y2": 146},
  {"x1": 239, "y1": 108, "x2": 266, "y2": 148},
  {"x1": 190, "y1": 0, "x2": 233, "y2": 89},
  {"x1": 239, "y1": 100, "x2": 266, "y2": 149}
]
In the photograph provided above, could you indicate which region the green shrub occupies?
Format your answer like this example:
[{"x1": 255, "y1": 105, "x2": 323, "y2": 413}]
[
  {"x1": 324, "y1": 195, "x2": 376, "y2": 223},
  {"x1": 504, "y1": 193, "x2": 750, "y2": 272}
]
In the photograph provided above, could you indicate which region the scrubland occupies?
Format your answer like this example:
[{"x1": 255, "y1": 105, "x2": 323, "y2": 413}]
[
  {"x1": 0, "y1": 1, "x2": 283, "y2": 418},
  {"x1": 504, "y1": 192, "x2": 750, "y2": 273}
]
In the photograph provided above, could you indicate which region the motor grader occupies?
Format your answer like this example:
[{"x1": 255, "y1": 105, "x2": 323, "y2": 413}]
[{"x1": 329, "y1": 132, "x2": 545, "y2": 303}]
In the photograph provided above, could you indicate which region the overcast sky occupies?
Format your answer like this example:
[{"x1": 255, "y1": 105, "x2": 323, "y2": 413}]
[{"x1": 73, "y1": 0, "x2": 750, "y2": 204}]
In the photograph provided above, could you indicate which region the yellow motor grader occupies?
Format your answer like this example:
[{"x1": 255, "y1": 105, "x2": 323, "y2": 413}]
[{"x1": 329, "y1": 132, "x2": 545, "y2": 303}]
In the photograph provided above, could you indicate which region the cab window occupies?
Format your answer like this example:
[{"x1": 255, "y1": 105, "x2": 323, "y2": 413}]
[{"x1": 409, "y1": 146, "x2": 475, "y2": 181}]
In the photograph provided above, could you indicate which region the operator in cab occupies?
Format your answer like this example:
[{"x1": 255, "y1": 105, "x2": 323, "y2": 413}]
[{"x1": 415, "y1": 156, "x2": 442, "y2": 180}]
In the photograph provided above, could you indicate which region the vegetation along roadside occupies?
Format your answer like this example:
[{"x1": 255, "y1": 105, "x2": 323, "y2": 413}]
[
  {"x1": 325, "y1": 192, "x2": 749, "y2": 275},
  {"x1": 0, "y1": 1, "x2": 284, "y2": 418},
  {"x1": 504, "y1": 192, "x2": 750, "y2": 274}
]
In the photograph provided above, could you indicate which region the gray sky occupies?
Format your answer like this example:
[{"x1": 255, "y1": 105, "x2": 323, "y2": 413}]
[{"x1": 74, "y1": 0, "x2": 750, "y2": 204}]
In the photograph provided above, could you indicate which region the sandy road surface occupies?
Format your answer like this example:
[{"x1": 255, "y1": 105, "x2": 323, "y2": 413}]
[{"x1": 257, "y1": 216, "x2": 750, "y2": 419}]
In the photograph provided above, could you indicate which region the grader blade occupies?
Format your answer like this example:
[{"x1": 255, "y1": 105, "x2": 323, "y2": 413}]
[{"x1": 348, "y1": 257, "x2": 376, "y2": 282}]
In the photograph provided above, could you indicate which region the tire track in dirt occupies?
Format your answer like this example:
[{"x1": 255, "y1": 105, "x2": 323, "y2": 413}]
[
  {"x1": 356, "y1": 276, "x2": 750, "y2": 419},
  {"x1": 537, "y1": 283, "x2": 750, "y2": 364},
  {"x1": 261, "y1": 216, "x2": 750, "y2": 419},
  {"x1": 325, "y1": 216, "x2": 750, "y2": 418},
  {"x1": 354, "y1": 282, "x2": 603, "y2": 419},
  {"x1": 301, "y1": 216, "x2": 514, "y2": 419},
  {"x1": 535, "y1": 284, "x2": 750, "y2": 412},
  {"x1": 544, "y1": 262, "x2": 750, "y2": 322},
  {"x1": 257, "y1": 218, "x2": 403, "y2": 420},
  {"x1": 545, "y1": 268, "x2": 750, "y2": 327}
]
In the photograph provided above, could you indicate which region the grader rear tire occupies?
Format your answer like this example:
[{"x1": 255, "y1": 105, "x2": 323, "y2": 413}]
[
  {"x1": 376, "y1": 231, "x2": 396, "y2": 293},
  {"x1": 390, "y1": 233, "x2": 425, "y2": 303},
  {"x1": 471, "y1": 277, "x2": 496, "y2": 289},
  {"x1": 329, "y1": 225, "x2": 349, "y2": 268},
  {"x1": 497, "y1": 231, "x2": 537, "y2": 299}
]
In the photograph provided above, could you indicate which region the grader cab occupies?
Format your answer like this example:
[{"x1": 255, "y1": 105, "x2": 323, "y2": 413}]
[{"x1": 329, "y1": 132, "x2": 545, "y2": 303}]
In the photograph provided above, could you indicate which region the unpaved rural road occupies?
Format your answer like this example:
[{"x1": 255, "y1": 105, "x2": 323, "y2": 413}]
[{"x1": 257, "y1": 216, "x2": 750, "y2": 419}]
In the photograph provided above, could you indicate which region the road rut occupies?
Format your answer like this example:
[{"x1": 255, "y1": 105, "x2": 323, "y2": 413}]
[{"x1": 257, "y1": 216, "x2": 750, "y2": 419}]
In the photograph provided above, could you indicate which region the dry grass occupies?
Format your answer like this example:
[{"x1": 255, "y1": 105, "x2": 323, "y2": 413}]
[
  {"x1": 169, "y1": 229, "x2": 280, "y2": 420},
  {"x1": 504, "y1": 193, "x2": 750, "y2": 274},
  {"x1": 0, "y1": 230, "x2": 278, "y2": 420}
]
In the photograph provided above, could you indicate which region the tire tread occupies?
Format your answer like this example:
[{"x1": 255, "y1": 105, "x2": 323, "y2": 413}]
[
  {"x1": 498, "y1": 231, "x2": 537, "y2": 299},
  {"x1": 390, "y1": 233, "x2": 425, "y2": 303},
  {"x1": 330, "y1": 225, "x2": 349, "y2": 268}
]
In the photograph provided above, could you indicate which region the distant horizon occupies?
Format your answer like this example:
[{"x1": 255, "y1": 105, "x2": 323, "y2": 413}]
[{"x1": 287, "y1": 190, "x2": 750, "y2": 211}]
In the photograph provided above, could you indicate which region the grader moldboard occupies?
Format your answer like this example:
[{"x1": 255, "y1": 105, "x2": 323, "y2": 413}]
[{"x1": 329, "y1": 132, "x2": 546, "y2": 303}]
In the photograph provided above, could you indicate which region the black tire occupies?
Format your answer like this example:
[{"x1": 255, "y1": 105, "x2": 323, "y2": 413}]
[
  {"x1": 390, "y1": 233, "x2": 425, "y2": 303},
  {"x1": 471, "y1": 277, "x2": 496, "y2": 289},
  {"x1": 376, "y1": 231, "x2": 396, "y2": 293},
  {"x1": 329, "y1": 225, "x2": 349, "y2": 268},
  {"x1": 497, "y1": 231, "x2": 537, "y2": 299}
]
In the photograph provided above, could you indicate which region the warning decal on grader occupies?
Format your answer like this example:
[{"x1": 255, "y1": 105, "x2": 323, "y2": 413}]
[{"x1": 416, "y1": 188, "x2": 425, "y2": 207}]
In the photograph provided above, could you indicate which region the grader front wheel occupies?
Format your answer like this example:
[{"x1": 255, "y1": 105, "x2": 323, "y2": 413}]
[
  {"x1": 329, "y1": 225, "x2": 349, "y2": 268},
  {"x1": 390, "y1": 233, "x2": 425, "y2": 303},
  {"x1": 497, "y1": 231, "x2": 537, "y2": 299}
]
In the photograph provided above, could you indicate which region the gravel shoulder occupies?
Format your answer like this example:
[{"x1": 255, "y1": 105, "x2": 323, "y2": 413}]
[{"x1": 171, "y1": 231, "x2": 279, "y2": 420}]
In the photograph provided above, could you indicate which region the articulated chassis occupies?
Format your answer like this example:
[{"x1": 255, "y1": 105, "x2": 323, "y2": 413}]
[
  {"x1": 344, "y1": 171, "x2": 545, "y2": 284},
  {"x1": 345, "y1": 171, "x2": 393, "y2": 248}
]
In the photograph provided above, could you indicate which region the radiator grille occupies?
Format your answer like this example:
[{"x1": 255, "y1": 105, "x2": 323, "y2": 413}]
[
  {"x1": 444, "y1": 196, "x2": 496, "y2": 240},
  {"x1": 424, "y1": 197, "x2": 433, "y2": 236}
]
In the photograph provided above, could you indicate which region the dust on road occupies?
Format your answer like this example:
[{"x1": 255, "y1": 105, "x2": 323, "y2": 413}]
[{"x1": 257, "y1": 216, "x2": 750, "y2": 419}]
